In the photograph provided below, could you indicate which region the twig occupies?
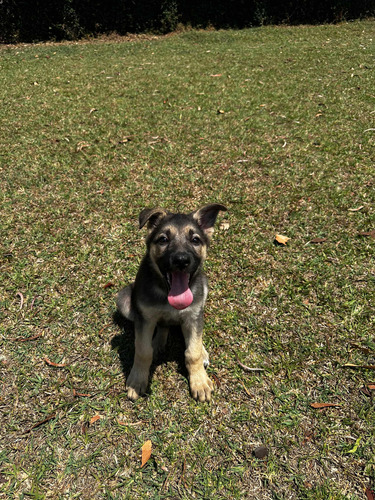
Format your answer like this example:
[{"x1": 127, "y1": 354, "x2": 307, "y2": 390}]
[
  {"x1": 22, "y1": 413, "x2": 57, "y2": 434},
  {"x1": 10, "y1": 333, "x2": 43, "y2": 342},
  {"x1": 237, "y1": 359, "x2": 264, "y2": 372},
  {"x1": 16, "y1": 292, "x2": 24, "y2": 310}
]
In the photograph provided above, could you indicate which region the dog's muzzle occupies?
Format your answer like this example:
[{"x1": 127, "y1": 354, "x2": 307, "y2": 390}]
[{"x1": 166, "y1": 252, "x2": 194, "y2": 310}]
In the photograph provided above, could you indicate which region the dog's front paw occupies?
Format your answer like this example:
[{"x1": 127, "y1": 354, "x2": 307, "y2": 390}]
[
  {"x1": 202, "y1": 345, "x2": 210, "y2": 369},
  {"x1": 189, "y1": 370, "x2": 214, "y2": 402},
  {"x1": 126, "y1": 368, "x2": 149, "y2": 401}
]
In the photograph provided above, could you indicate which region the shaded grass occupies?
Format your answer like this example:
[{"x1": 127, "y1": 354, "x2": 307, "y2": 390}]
[{"x1": 1, "y1": 21, "x2": 375, "y2": 499}]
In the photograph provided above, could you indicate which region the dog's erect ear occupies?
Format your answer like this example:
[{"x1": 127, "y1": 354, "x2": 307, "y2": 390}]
[
  {"x1": 192, "y1": 203, "x2": 227, "y2": 238},
  {"x1": 139, "y1": 208, "x2": 168, "y2": 230}
]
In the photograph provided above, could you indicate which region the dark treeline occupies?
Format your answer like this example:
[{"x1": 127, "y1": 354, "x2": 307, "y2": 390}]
[{"x1": 1, "y1": 0, "x2": 375, "y2": 43}]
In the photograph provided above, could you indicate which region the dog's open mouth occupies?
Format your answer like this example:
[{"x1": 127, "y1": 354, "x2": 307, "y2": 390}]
[{"x1": 166, "y1": 271, "x2": 193, "y2": 310}]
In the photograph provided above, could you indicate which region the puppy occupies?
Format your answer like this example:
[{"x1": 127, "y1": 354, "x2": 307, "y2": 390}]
[{"x1": 117, "y1": 203, "x2": 227, "y2": 402}]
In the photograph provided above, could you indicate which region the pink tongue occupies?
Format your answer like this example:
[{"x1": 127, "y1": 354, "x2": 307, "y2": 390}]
[{"x1": 168, "y1": 271, "x2": 193, "y2": 310}]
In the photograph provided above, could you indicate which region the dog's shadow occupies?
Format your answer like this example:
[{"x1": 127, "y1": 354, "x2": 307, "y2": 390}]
[{"x1": 111, "y1": 310, "x2": 188, "y2": 395}]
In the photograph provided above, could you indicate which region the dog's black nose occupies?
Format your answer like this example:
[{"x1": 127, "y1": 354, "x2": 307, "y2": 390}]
[{"x1": 171, "y1": 252, "x2": 191, "y2": 270}]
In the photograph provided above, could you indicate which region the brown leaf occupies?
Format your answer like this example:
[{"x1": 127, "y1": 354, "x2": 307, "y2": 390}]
[
  {"x1": 310, "y1": 237, "x2": 327, "y2": 244},
  {"x1": 358, "y1": 230, "x2": 375, "y2": 238},
  {"x1": 310, "y1": 402, "x2": 341, "y2": 409},
  {"x1": 368, "y1": 384, "x2": 375, "y2": 390},
  {"x1": 73, "y1": 389, "x2": 92, "y2": 398},
  {"x1": 81, "y1": 422, "x2": 90, "y2": 435},
  {"x1": 90, "y1": 415, "x2": 101, "y2": 425},
  {"x1": 275, "y1": 234, "x2": 290, "y2": 245},
  {"x1": 141, "y1": 440, "x2": 152, "y2": 467},
  {"x1": 44, "y1": 357, "x2": 66, "y2": 368},
  {"x1": 349, "y1": 342, "x2": 373, "y2": 355},
  {"x1": 210, "y1": 74, "x2": 222, "y2": 77},
  {"x1": 366, "y1": 488, "x2": 375, "y2": 500},
  {"x1": 212, "y1": 373, "x2": 221, "y2": 388},
  {"x1": 103, "y1": 282, "x2": 115, "y2": 289}
]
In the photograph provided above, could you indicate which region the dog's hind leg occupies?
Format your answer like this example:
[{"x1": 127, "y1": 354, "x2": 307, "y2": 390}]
[
  {"x1": 153, "y1": 326, "x2": 169, "y2": 359},
  {"x1": 116, "y1": 284, "x2": 134, "y2": 321}
]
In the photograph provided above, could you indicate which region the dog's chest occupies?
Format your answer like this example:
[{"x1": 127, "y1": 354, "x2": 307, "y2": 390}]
[{"x1": 140, "y1": 302, "x2": 201, "y2": 326}]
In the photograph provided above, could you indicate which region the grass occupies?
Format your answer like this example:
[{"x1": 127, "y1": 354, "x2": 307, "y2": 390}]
[{"x1": 1, "y1": 20, "x2": 374, "y2": 499}]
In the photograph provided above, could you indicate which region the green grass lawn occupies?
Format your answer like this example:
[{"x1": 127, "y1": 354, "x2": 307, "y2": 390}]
[{"x1": 1, "y1": 21, "x2": 374, "y2": 499}]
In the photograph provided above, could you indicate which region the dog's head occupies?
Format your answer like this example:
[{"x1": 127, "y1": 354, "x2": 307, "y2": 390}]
[{"x1": 139, "y1": 204, "x2": 227, "y2": 310}]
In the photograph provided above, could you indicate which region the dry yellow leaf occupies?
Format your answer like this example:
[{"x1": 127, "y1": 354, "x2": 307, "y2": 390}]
[
  {"x1": 141, "y1": 440, "x2": 152, "y2": 467},
  {"x1": 275, "y1": 234, "x2": 290, "y2": 245},
  {"x1": 219, "y1": 221, "x2": 230, "y2": 231},
  {"x1": 90, "y1": 415, "x2": 101, "y2": 424}
]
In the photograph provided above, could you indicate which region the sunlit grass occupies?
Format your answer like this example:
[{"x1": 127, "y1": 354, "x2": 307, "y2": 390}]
[{"x1": 1, "y1": 21, "x2": 374, "y2": 498}]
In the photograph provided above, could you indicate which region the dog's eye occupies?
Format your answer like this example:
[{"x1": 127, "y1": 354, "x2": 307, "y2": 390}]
[
  {"x1": 191, "y1": 236, "x2": 201, "y2": 246},
  {"x1": 156, "y1": 236, "x2": 169, "y2": 245}
]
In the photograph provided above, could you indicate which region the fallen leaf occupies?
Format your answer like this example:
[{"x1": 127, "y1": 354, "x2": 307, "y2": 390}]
[
  {"x1": 212, "y1": 373, "x2": 221, "y2": 388},
  {"x1": 366, "y1": 487, "x2": 375, "y2": 500},
  {"x1": 81, "y1": 422, "x2": 90, "y2": 435},
  {"x1": 217, "y1": 109, "x2": 225, "y2": 114},
  {"x1": 349, "y1": 342, "x2": 373, "y2": 355},
  {"x1": 368, "y1": 384, "x2": 375, "y2": 390},
  {"x1": 310, "y1": 237, "x2": 327, "y2": 244},
  {"x1": 103, "y1": 282, "x2": 115, "y2": 289},
  {"x1": 73, "y1": 389, "x2": 91, "y2": 398},
  {"x1": 141, "y1": 440, "x2": 152, "y2": 467},
  {"x1": 310, "y1": 402, "x2": 341, "y2": 409},
  {"x1": 90, "y1": 415, "x2": 101, "y2": 425},
  {"x1": 44, "y1": 357, "x2": 66, "y2": 368},
  {"x1": 275, "y1": 234, "x2": 290, "y2": 245},
  {"x1": 219, "y1": 221, "x2": 230, "y2": 231},
  {"x1": 89, "y1": 108, "x2": 97, "y2": 114},
  {"x1": 358, "y1": 230, "x2": 375, "y2": 238},
  {"x1": 210, "y1": 74, "x2": 222, "y2": 77},
  {"x1": 348, "y1": 206, "x2": 364, "y2": 212}
]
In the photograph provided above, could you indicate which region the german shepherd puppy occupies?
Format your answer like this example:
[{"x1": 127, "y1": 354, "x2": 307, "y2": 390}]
[{"x1": 116, "y1": 203, "x2": 227, "y2": 402}]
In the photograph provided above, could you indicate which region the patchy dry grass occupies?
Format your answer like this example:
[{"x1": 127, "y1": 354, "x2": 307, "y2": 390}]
[{"x1": 1, "y1": 21, "x2": 375, "y2": 499}]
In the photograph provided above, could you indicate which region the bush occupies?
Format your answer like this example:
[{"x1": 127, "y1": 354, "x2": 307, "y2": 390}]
[{"x1": 0, "y1": 0, "x2": 374, "y2": 43}]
